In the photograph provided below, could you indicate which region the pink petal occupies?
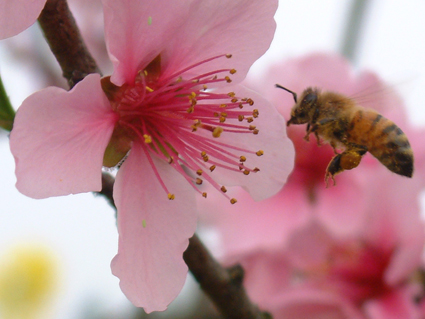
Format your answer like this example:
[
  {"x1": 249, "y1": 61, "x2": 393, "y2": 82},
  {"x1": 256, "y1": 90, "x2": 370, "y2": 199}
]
[
  {"x1": 363, "y1": 289, "x2": 420, "y2": 319},
  {"x1": 102, "y1": 0, "x2": 278, "y2": 86},
  {"x1": 0, "y1": 0, "x2": 47, "y2": 39},
  {"x1": 111, "y1": 143, "x2": 197, "y2": 312},
  {"x1": 207, "y1": 85, "x2": 295, "y2": 201},
  {"x1": 270, "y1": 288, "x2": 365, "y2": 319},
  {"x1": 9, "y1": 74, "x2": 116, "y2": 198}
]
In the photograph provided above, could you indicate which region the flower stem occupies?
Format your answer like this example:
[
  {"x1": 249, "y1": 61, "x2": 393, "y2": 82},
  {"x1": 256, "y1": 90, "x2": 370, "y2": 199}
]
[
  {"x1": 0, "y1": 74, "x2": 15, "y2": 132},
  {"x1": 37, "y1": 0, "x2": 101, "y2": 88},
  {"x1": 98, "y1": 173, "x2": 271, "y2": 319}
]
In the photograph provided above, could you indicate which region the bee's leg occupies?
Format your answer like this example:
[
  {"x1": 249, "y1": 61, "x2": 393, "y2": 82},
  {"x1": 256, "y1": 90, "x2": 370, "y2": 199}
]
[{"x1": 325, "y1": 147, "x2": 367, "y2": 187}]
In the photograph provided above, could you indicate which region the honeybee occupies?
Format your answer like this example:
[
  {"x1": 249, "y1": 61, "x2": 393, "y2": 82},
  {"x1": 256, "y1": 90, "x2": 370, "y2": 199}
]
[{"x1": 276, "y1": 84, "x2": 414, "y2": 185}]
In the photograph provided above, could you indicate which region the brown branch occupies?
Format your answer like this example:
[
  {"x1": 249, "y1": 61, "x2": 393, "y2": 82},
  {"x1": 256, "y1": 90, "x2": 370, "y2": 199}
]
[
  {"x1": 183, "y1": 235, "x2": 271, "y2": 319},
  {"x1": 98, "y1": 174, "x2": 271, "y2": 319},
  {"x1": 37, "y1": 0, "x2": 101, "y2": 88}
]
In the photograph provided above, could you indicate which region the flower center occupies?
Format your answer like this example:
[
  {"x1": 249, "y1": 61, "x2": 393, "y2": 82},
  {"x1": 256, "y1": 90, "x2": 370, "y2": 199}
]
[{"x1": 102, "y1": 54, "x2": 263, "y2": 203}]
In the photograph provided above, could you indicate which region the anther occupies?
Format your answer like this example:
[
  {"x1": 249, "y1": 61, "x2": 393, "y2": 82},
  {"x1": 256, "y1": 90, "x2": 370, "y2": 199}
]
[
  {"x1": 240, "y1": 156, "x2": 247, "y2": 162},
  {"x1": 221, "y1": 186, "x2": 227, "y2": 193},
  {"x1": 253, "y1": 109, "x2": 259, "y2": 117},
  {"x1": 196, "y1": 178, "x2": 203, "y2": 185},
  {"x1": 247, "y1": 98, "x2": 254, "y2": 105},
  {"x1": 228, "y1": 92, "x2": 235, "y2": 97},
  {"x1": 143, "y1": 134, "x2": 152, "y2": 143},
  {"x1": 247, "y1": 117, "x2": 254, "y2": 123},
  {"x1": 220, "y1": 104, "x2": 227, "y2": 108},
  {"x1": 203, "y1": 155, "x2": 209, "y2": 162},
  {"x1": 230, "y1": 69, "x2": 237, "y2": 74},
  {"x1": 212, "y1": 127, "x2": 224, "y2": 138},
  {"x1": 168, "y1": 193, "x2": 175, "y2": 200},
  {"x1": 238, "y1": 115, "x2": 244, "y2": 122},
  {"x1": 203, "y1": 85, "x2": 208, "y2": 90},
  {"x1": 253, "y1": 129, "x2": 259, "y2": 135},
  {"x1": 249, "y1": 125, "x2": 256, "y2": 130},
  {"x1": 225, "y1": 76, "x2": 232, "y2": 83},
  {"x1": 202, "y1": 192, "x2": 207, "y2": 198},
  {"x1": 256, "y1": 150, "x2": 264, "y2": 156},
  {"x1": 226, "y1": 54, "x2": 232, "y2": 58},
  {"x1": 219, "y1": 117, "x2": 226, "y2": 123},
  {"x1": 210, "y1": 165, "x2": 216, "y2": 172},
  {"x1": 253, "y1": 167, "x2": 260, "y2": 172},
  {"x1": 196, "y1": 169, "x2": 203, "y2": 176},
  {"x1": 230, "y1": 198, "x2": 237, "y2": 204},
  {"x1": 243, "y1": 170, "x2": 250, "y2": 175},
  {"x1": 231, "y1": 98, "x2": 238, "y2": 103}
]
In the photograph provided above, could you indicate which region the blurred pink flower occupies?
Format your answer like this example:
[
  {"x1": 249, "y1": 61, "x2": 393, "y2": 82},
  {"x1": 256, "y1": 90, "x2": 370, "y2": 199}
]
[
  {"x1": 205, "y1": 53, "x2": 425, "y2": 257},
  {"x1": 0, "y1": 0, "x2": 47, "y2": 39},
  {"x1": 204, "y1": 53, "x2": 425, "y2": 318},
  {"x1": 9, "y1": 0, "x2": 295, "y2": 312}
]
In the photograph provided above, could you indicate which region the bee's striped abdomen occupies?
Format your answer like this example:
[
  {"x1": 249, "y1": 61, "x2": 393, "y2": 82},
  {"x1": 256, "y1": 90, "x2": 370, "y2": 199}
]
[{"x1": 347, "y1": 109, "x2": 414, "y2": 177}]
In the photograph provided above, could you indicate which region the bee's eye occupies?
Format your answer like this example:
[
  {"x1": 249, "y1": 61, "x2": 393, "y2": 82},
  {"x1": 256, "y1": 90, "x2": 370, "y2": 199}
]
[{"x1": 303, "y1": 93, "x2": 317, "y2": 105}]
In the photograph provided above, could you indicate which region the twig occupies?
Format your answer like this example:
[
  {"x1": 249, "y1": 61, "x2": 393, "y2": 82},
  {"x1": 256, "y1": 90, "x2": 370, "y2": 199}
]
[
  {"x1": 37, "y1": 0, "x2": 101, "y2": 88},
  {"x1": 183, "y1": 235, "x2": 272, "y2": 319}
]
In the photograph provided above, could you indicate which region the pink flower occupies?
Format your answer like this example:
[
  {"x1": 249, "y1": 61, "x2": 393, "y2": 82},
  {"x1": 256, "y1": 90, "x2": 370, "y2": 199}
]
[
  {"x1": 9, "y1": 0, "x2": 294, "y2": 312},
  {"x1": 0, "y1": 0, "x2": 47, "y2": 39},
  {"x1": 203, "y1": 53, "x2": 425, "y2": 318}
]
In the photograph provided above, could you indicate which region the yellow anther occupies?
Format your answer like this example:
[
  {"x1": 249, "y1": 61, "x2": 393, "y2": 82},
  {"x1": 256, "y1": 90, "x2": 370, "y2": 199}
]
[
  {"x1": 220, "y1": 104, "x2": 227, "y2": 108},
  {"x1": 253, "y1": 109, "x2": 259, "y2": 118},
  {"x1": 203, "y1": 155, "x2": 209, "y2": 162},
  {"x1": 212, "y1": 127, "x2": 224, "y2": 138},
  {"x1": 239, "y1": 103, "x2": 244, "y2": 109},
  {"x1": 143, "y1": 134, "x2": 152, "y2": 143},
  {"x1": 168, "y1": 193, "x2": 175, "y2": 200},
  {"x1": 238, "y1": 115, "x2": 244, "y2": 122},
  {"x1": 201, "y1": 151, "x2": 207, "y2": 157},
  {"x1": 214, "y1": 112, "x2": 219, "y2": 117},
  {"x1": 225, "y1": 76, "x2": 232, "y2": 83},
  {"x1": 240, "y1": 156, "x2": 247, "y2": 162},
  {"x1": 228, "y1": 92, "x2": 235, "y2": 97},
  {"x1": 168, "y1": 156, "x2": 174, "y2": 164},
  {"x1": 247, "y1": 117, "x2": 254, "y2": 123},
  {"x1": 144, "y1": 70, "x2": 148, "y2": 76},
  {"x1": 192, "y1": 79, "x2": 200, "y2": 83},
  {"x1": 187, "y1": 106, "x2": 195, "y2": 113},
  {"x1": 230, "y1": 198, "x2": 237, "y2": 204},
  {"x1": 145, "y1": 86, "x2": 154, "y2": 92},
  {"x1": 230, "y1": 69, "x2": 237, "y2": 74},
  {"x1": 253, "y1": 129, "x2": 259, "y2": 135},
  {"x1": 202, "y1": 192, "x2": 207, "y2": 198},
  {"x1": 219, "y1": 117, "x2": 226, "y2": 123},
  {"x1": 256, "y1": 150, "x2": 264, "y2": 156},
  {"x1": 196, "y1": 169, "x2": 203, "y2": 176},
  {"x1": 203, "y1": 85, "x2": 208, "y2": 90},
  {"x1": 220, "y1": 112, "x2": 227, "y2": 117},
  {"x1": 210, "y1": 165, "x2": 216, "y2": 172},
  {"x1": 249, "y1": 125, "x2": 256, "y2": 130},
  {"x1": 226, "y1": 54, "x2": 232, "y2": 58},
  {"x1": 221, "y1": 186, "x2": 227, "y2": 193},
  {"x1": 243, "y1": 170, "x2": 250, "y2": 175},
  {"x1": 247, "y1": 98, "x2": 254, "y2": 105},
  {"x1": 231, "y1": 98, "x2": 238, "y2": 103},
  {"x1": 253, "y1": 167, "x2": 260, "y2": 172},
  {"x1": 196, "y1": 178, "x2": 203, "y2": 185},
  {"x1": 190, "y1": 92, "x2": 197, "y2": 98}
]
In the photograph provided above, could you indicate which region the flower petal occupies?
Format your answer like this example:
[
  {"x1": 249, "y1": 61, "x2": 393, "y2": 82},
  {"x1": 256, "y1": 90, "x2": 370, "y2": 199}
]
[
  {"x1": 0, "y1": 0, "x2": 46, "y2": 39},
  {"x1": 205, "y1": 85, "x2": 295, "y2": 201},
  {"x1": 111, "y1": 143, "x2": 197, "y2": 312},
  {"x1": 102, "y1": 0, "x2": 278, "y2": 86},
  {"x1": 10, "y1": 74, "x2": 116, "y2": 199}
]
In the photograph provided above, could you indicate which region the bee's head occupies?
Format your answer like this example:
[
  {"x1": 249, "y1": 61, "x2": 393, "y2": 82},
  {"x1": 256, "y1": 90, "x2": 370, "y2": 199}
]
[{"x1": 284, "y1": 87, "x2": 318, "y2": 126}]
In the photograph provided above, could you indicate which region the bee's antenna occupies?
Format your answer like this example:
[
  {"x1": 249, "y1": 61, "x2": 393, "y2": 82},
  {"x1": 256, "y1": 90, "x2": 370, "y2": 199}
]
[{"x1": 275, "y1": 84, "x2": 297, "y2": 103}]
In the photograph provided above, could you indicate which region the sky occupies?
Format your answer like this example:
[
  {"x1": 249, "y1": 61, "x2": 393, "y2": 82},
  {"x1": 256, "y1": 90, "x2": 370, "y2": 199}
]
[{"x1": 0, "y1": 1, "x2": 424, "y2": 318}]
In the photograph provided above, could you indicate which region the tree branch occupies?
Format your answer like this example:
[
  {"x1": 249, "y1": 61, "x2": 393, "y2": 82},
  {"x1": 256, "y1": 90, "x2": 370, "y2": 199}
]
[{"x1": 37, "y1": 0, "x2": 101, "y2": 88}]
